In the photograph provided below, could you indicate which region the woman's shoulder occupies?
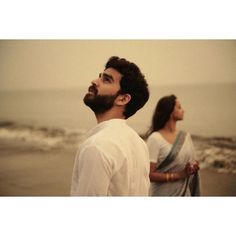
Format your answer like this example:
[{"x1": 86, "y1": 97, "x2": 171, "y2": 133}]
[
  {"x1": 148, "y1": 131, "x2": 162, "y2": 138},
  {"x1": 179, "y1": 130, "x2": 192, "y2": 141},
  {"x1": 179, "y1": 130, "x2": 190, "y2": 136},
  {"x1": 146, "y1": 131, "x2": 163, "y2": 143}
]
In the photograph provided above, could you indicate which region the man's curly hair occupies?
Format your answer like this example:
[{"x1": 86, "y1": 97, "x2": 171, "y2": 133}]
[{"x1": 105, "y1": 56, "x2": 149, "y2": 119}]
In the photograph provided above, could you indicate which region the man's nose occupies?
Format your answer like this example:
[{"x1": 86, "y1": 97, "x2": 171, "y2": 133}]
[
  {"x1": 91, "y1": 76, "x2": 100, "y2": 86},
  {"x1": 91, "y1": 80, "x2": 97, "y2": 87}
]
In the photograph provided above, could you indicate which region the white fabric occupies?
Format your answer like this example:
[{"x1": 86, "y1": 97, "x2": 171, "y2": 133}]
[
  {"x1": 147, "y1": 132, "x2": 172, "y2": 165},
  {"x1": 71, "y1": 119, "x2": 150, "y2": 196},
  {"x1": 146, "y1": 131, "x2": 198, "y2": 196}
]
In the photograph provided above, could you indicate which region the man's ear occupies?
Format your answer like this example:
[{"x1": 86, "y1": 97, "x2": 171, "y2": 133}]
[{"x1": 115, "y1": 94, "x2": 131, "y2": 106}]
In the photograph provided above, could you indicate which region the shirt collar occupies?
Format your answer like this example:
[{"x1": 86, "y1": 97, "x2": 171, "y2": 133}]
[{"x1": 86, "y1": 119, "x2": 126, "y2": 137}]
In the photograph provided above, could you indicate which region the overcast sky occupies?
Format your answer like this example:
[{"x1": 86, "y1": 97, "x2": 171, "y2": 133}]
[{"x1": 0, "y1": 40, "x2": 235, "y2": 90}]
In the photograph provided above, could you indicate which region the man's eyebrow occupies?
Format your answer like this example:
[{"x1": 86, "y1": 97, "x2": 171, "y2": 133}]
[{"x1": 102, "y1": 72, "x2": 114, "y2": 81}]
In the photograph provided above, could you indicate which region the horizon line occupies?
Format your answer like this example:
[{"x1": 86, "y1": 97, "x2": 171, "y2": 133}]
[{"x1": 0, "y1": 81, "x2": 235, "y2": 92}]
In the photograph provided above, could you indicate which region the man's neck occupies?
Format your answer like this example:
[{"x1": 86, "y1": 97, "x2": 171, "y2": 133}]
[{"x1": 95, "y1": 109, "x2": 125, "y2": 124}]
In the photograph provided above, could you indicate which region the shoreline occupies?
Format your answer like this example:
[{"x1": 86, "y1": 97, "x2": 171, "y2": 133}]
[{"x1": 0, "y1": 139, "x2": 236, "y2": 196}]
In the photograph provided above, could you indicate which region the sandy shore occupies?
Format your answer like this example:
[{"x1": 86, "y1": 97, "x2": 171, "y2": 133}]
[
  {"x1": 0, "y1": 139, "x2": 236, "y2": 196},
  {"x1": 0, "y1": 140, "x2": 76, "y2": 196}
]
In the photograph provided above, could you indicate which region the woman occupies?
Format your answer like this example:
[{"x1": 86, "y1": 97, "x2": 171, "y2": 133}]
[{"x1": 146, "y1": 95, "x2": 201, "y2": 196}]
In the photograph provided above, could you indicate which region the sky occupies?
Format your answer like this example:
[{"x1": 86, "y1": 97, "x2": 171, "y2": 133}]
[{"x1": 0, "y1": 40, "x2": 235, "y2": 90}]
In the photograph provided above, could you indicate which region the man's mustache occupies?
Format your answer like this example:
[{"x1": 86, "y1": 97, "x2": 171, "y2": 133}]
[{"x1": 88, "y1": 85, "x2": 98, "y2": 95}]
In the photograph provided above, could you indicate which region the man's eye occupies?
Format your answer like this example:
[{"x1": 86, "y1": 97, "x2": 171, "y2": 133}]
[{"x1": 103, "y1": 77, "x2": 110, "y2": 82}]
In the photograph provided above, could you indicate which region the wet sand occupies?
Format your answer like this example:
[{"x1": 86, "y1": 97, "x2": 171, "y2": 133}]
[
  {"x1": 0, "y1": 139, "x2": 236, "y2": 196},
  {"x1": 200, "y1": 169, "x2": 236, "y2": 196},
  {"x1": 0, "y1": 140, "x2": 76, "y2": 196}
]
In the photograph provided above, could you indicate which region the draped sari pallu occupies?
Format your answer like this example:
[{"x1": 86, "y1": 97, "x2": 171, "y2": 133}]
[{"x1": 151, "y1": 131, "x2": 201, "y2": 196}]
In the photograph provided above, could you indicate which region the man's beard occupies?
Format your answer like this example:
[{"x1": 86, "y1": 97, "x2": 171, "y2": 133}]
[{"x1": 83, "y1": 89, "x2": 120, "y2": 115}]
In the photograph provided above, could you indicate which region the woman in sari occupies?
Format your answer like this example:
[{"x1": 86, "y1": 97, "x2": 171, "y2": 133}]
[{"x1": 146, "y1": 95, "x2": 201, "y2": 196}]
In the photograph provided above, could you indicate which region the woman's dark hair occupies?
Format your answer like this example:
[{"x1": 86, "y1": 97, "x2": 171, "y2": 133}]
[
  {"x1": 146, "y1": 94, "x2": 177, "y2": 137},
  {"x1": 105, "y1": 56, "x2": 149, "y2": 119}
]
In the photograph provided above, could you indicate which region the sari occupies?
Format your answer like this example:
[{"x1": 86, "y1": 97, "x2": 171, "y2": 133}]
[{"x1": 150, "y1": 131, "x2": 201, "y2": 196}]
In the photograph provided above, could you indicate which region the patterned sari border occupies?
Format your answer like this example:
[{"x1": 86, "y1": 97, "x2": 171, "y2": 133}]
[{"x1": 156, "y1": 130, "x2": 187, "y2": 171}]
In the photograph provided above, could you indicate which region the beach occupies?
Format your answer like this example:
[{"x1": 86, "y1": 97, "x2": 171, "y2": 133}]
[
  {"x1": 0, "y1": 84, "x2": 236, "y2": 196},
  {"x1": 0, "y1": 139, "x2": 235, "y2": 197},
  {"x1": 0, "y1": 139, "x2": 76, "y2": 196}
]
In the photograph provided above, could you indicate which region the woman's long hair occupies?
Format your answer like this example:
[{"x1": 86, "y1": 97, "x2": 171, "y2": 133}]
[{"x1": 146, "y1": 94, "x2": 177, "y2": 137}]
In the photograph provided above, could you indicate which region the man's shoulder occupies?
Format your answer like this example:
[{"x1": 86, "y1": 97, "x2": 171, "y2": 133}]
[
  {"x1": 82, "y1": 124, "x2": 143, "y2": 150},
  {"x1": 81, "y1": 129, "x2": 115, "y2": 149}
]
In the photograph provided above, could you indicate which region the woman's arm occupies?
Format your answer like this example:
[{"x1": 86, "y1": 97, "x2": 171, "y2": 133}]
[{"x1": 149, "y1": 161, "x2": 199, "y2": 183}]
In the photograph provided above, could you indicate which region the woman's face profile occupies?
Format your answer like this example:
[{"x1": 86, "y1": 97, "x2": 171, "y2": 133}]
[{"x1": 172, "y1": 99, "x2": 184, "y2": 121}]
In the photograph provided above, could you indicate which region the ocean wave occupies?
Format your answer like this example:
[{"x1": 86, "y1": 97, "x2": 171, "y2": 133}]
[
  {"x1": 0, "y1": 121, "x2": 236, "y2": 173},
  {"x1": 0, "y1": 120, "x2": 87, "y2": 150},
  {"x1": 192, "y1": 135, "x2": 236, "y2": 174}
]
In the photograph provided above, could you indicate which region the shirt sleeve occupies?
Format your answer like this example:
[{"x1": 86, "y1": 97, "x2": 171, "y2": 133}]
[
  {"x1": 146, "y1": 134, "x2": 161, "y2": 163},
  {"x1": 75, "y1": 145, "x2": 113, "y2": 196}
]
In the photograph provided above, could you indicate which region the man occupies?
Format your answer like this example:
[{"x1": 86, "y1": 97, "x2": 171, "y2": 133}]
[{"x1": 71, "y1": 56, "x2": 150, "y2": 196}]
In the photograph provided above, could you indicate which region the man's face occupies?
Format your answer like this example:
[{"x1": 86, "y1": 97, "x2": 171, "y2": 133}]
[{"x1": 83, "y1": 68, "x2": 123, "y2": 114}]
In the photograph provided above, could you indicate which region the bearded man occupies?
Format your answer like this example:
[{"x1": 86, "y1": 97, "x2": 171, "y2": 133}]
[{"x1": 71, "y1": 56, "x2": 150, "y2": 196}]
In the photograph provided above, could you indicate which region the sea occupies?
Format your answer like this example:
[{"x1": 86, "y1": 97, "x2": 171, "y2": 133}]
[{"x1": 0, "y1": 83, "x2": 236, "y2": 173}]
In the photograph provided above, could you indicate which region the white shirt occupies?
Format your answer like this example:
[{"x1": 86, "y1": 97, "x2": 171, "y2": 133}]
[{"x1": 71, "y1": 119, "x2": 150, "y2": 196}]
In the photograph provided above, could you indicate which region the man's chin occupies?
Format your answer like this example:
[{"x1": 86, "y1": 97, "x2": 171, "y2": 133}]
[
  {"x1": 83, "y1": 93, "x2": 118, "y2": 114},
  {"x1": 84, "y1": 93, "x2": 95, "y2": 101}
]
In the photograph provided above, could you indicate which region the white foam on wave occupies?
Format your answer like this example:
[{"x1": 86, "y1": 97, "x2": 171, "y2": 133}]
[
  {"x1": 194, "y1": 137, "x2": 236, "y2": 174},
  {"x1": 0, "y1": 122, "x2": 235, "y2": 173},
  {"x1": 0, "y1": 125, "x2": 86, "y2": 150},
  {"x1": 0, "y1": 127, "x2": 64, "y2": 147}
]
